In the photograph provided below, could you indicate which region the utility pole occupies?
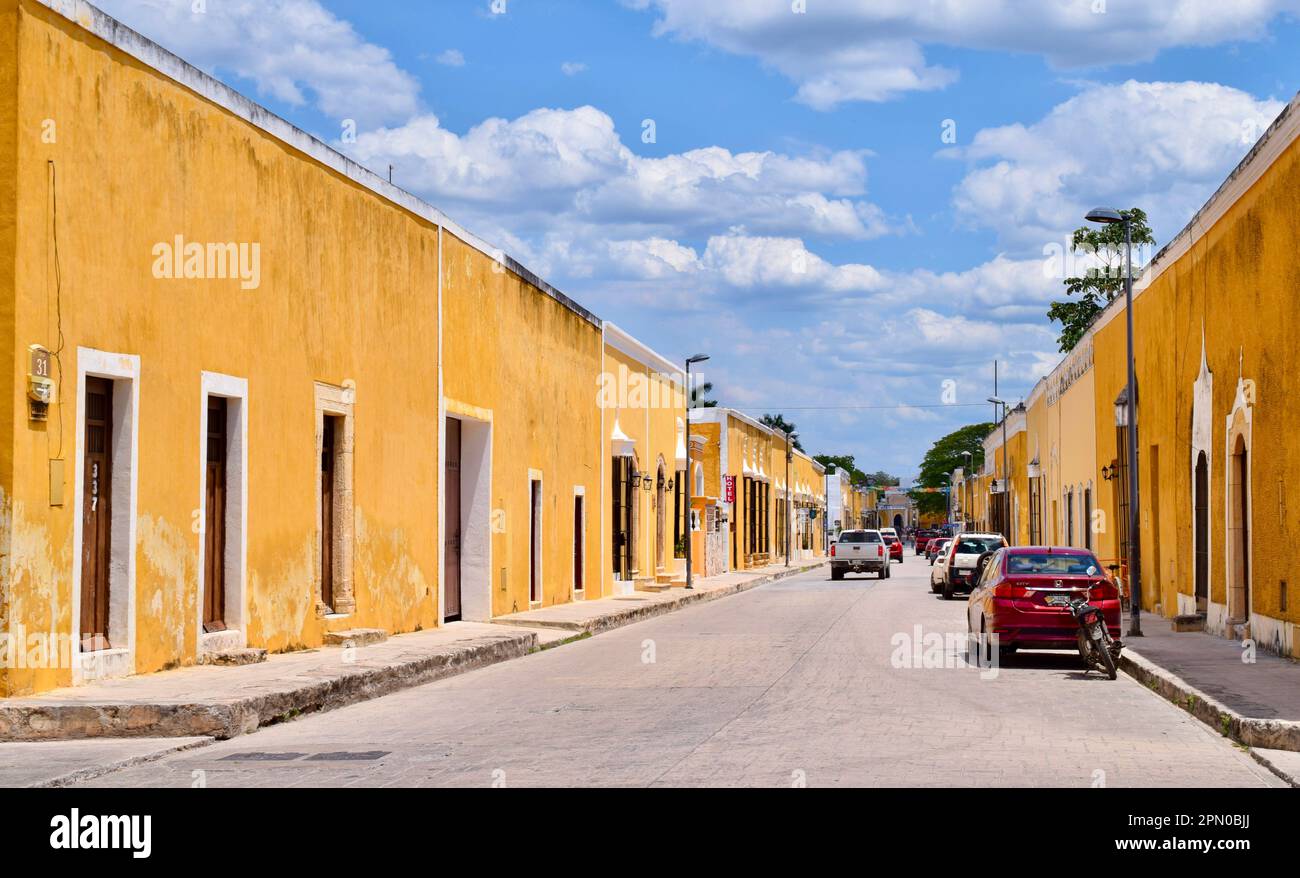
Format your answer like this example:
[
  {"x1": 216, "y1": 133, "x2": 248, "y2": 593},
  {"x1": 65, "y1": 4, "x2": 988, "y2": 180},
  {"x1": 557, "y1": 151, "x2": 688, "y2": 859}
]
[{"x1": 784, "y1": 429, "x2": 792, "y2": 568}]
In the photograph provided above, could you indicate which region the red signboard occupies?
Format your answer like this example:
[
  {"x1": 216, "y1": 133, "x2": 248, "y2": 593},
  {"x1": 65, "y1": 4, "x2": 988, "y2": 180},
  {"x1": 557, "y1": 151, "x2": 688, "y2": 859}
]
[{"x1": 724, "y1": 475, "x2": 736, "y2": 504}]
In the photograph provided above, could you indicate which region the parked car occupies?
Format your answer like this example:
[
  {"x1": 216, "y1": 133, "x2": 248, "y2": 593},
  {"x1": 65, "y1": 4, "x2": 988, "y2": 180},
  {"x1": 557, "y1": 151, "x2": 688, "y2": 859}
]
[
  {"x1": 966, "y1": 546, "x2": 1122, "y2": 659},
  {"x1": 830, "y1": 529, "x2": 890, "y2": 580},
  {"x1": 930, "y1": 542, "x2": 953, "y2": 593},
  {"x1": 941, "y1": 533, "x2": 1007, "y2": 599},
  {"x1": 927, "y1": 537, "x2": 951, "y2": 565},
  {"x1": 883, "y1": 534, "x2": 904, "y2": 562}
]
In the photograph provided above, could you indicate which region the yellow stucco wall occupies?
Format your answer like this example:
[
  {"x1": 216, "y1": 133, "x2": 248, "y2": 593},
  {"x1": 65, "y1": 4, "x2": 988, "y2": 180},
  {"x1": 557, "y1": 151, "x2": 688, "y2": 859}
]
[
  {"x1": 3, "y1": 0, "x2": 451, "y2": 694},
  {"x1": 0, "y1": 0, "x2": 18, "y2": 693},
  {"x1": 598, "y1": 340, "x2": 686, "y2": 594},
  {"x1": 441, "y1": 233, "x2": 602, "y2": 616},
  {"x1": 1092, "y1": 117, "x2": 1300, "y2": 648}
]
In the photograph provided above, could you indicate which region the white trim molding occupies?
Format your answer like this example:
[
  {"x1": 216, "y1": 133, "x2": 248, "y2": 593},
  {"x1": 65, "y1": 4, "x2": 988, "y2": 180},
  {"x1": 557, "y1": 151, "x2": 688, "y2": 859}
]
[
  {"x1": 196, "y1": 372, "x2": 250, "y2": 658},
  {"x1": 71, "y1": 347, "x2": 140, "y2": 684}
]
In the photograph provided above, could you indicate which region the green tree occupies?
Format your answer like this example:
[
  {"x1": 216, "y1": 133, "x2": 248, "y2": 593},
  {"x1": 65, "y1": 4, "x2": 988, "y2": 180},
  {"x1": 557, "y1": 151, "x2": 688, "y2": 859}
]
[
  {"x1": 862, "y1": 470, "x2": 900, "y2": 488},
  {"x1": 1048, "y1": 208, "x2": 1155, "y2": 352},
  {"x1": 690, "y1": 380, "x2": 718, "y2": 409},
  {"x1": 813, "y1": 455, "x2": 896, "y2": 489},
  {"x1": 911, "y1": 423, "x2": 995, "y2": 517},
  {"x1": 761, "y1": 413, "x2": 803, "y2": 452}
]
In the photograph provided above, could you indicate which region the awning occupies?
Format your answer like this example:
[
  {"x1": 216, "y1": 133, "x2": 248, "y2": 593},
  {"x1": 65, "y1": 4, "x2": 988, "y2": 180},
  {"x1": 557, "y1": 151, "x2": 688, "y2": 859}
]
[{"x1": 610, "y1": 417, "x2": 636, "y2": 458}]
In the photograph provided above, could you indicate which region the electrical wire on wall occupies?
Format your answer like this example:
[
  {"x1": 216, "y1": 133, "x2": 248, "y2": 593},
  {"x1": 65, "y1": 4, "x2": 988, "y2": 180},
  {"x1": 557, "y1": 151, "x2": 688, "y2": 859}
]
[{"x1": 48, "y1": 159, "x2": 67, "y2": 468}]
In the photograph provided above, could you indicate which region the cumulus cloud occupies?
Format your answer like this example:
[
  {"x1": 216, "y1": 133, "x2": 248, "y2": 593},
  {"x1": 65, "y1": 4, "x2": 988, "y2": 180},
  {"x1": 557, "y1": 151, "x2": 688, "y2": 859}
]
[
  {"x1": 97, "y1": 0, "x2": 421, "y2": 126},
  {"x1": 435, "y1": 49, "x2": 466, "y2": 67},
  {"x1": 948, "y1": 81, "x2": 1286, "y2": 249},
  {"x1": 347, "y1": 106, "x2": 896, "y2": 241},
  {"x1": 626, "y1": 0, "x2": 1299, "y2": 108}
]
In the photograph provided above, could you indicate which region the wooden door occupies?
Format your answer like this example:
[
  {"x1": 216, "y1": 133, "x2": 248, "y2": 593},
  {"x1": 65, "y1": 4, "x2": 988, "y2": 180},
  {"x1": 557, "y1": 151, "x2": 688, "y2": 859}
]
[
  {"x1": 204, "y1": 397, "x2": 229, "y2": 631},
  {"x1": 1194, "y1": 452, "x2": 1209, "y2": 611},
  {"x1": 444, "y1": 418, "x2": 462, "y2": 621},
  {"x1": 81, "y1": 377, "x2": 113, "y2": 651},
  {"x1": 321, "y1": 416, "x2": 337, "y2": 611},
  {"x1": 573, "y1": 495, "x2": 584, "y2": 594},
  {"x1": 612, "y1": 459, "x2": 631, "y2": 580},
  {"x1": 529, "y1": 480, "x2": 541, "y2": 603}
]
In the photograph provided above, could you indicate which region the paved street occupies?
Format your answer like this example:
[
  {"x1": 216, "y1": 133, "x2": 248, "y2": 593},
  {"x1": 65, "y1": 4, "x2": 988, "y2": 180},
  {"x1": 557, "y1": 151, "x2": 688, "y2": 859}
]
[{"x1": 73, "y1": 555, "x2": 1280, "y2": 788}]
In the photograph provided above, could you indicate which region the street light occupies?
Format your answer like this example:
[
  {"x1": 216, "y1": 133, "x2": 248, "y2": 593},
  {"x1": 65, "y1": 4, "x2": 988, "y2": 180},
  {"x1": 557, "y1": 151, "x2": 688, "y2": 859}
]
[
  {"x1": 1086, "y1": 207, "x2": 1142, "y2": 638},
  {"x1": 987, "y1": 396, "x2": 1010, "y2": 544},
  {"x1": 684, "y1": 353, "x2": 710, "y2": 590}
]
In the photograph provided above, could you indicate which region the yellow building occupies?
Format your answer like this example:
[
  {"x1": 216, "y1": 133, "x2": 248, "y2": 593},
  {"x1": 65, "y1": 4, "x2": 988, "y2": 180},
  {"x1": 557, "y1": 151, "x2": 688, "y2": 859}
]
[
  {"x1": 981, "y1": 404, "x2": 1030, "y2": 545},
  {"x1": 600, "y1": 324, "x2": 689, "y2": 593},
  {"x1": 1, "y1": 0, "x2": 464, "y2": 694},
  {"x1": 440, "y1": 237, "x2": 604, "y2": 621},
  {"x1": 0, "y1": 0, "x2": 850, "y2": 698},
  {"x1": 987, "y1": 89, "x2": 1300, "y2": 657}
]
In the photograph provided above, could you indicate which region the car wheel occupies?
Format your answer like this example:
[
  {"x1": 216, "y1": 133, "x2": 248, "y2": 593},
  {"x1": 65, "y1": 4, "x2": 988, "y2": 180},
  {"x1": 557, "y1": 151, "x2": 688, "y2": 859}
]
[
  {"x1": 981, "y1": 619, "x2": 994, "y2": 667},
  {"x1": 942, "y1": 578, "x2": 954, "y2": 601},
  {"x1": 831, "y1": 568, "x2": 843, "y2": 581},
  {"x1": 930, "y1": 577, "x2": 940, "y2": 594}
]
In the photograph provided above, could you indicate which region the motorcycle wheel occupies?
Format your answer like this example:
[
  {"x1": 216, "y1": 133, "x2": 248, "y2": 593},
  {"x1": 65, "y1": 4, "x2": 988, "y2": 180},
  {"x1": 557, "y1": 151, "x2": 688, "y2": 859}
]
[{"x1": 1095, "y1": 634, "x2": 1118, "y2": 680}]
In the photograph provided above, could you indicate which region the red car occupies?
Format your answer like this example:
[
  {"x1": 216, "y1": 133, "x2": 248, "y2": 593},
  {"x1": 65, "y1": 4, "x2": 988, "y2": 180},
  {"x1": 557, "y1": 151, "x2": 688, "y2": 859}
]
[
  {"x1": 883, "y1": 535, "x2": 904, "y2": 562},
  {"x1": 966, "y1": 546, "x2": 1122, "y2": 659},
  {"x1": 914, "y1": 530, "x2": 940, "y2": 555}
]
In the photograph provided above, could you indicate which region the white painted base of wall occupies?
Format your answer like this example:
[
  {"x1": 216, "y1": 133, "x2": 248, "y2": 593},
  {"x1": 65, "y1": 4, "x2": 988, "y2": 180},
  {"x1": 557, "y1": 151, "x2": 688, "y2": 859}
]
[{"x1": 1204, "y1": 599, "x2": 1295, "y2": 657}]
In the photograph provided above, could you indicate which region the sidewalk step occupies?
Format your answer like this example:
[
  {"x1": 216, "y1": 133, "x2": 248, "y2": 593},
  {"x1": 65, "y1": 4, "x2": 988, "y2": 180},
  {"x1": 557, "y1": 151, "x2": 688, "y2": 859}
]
[
  {"x1": 0, "y1": 628, "x2": 537, "y2": 742},
  {"x1": 1171, "y1": 614, "x2": 1206, "y2": 632},
  {"x1": 322, "y1": 629, "x2": 388, "y2": 648},
  {"x1": 197, "y1": 648, "x2": 268, "y2": 667}
]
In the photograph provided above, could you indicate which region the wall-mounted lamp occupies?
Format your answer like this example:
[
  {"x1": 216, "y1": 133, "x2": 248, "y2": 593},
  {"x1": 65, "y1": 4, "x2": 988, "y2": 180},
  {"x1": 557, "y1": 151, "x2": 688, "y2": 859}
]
[{"x1": 642, "y1": 475, "x2": 653, "y2": 492}]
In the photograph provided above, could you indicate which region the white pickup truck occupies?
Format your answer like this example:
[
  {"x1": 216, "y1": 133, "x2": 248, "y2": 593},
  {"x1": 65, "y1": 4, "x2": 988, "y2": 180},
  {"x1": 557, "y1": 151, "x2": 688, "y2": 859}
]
[{"x1": 831, "y1": 529, "x2": 890, "y2": 580}]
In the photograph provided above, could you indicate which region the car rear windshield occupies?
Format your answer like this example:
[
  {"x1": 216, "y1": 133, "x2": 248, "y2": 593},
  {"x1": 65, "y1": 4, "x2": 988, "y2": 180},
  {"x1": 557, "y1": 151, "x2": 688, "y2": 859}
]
[
  {"x1": 839, "y1": 531, "x2": 881, "y2": 543},
  {"x1": 953, "y1": 538, "x2": 1003, "y2": 555},
  {"x1": 1007, "y1": 553, "x2": 1101, "y2": 575}
]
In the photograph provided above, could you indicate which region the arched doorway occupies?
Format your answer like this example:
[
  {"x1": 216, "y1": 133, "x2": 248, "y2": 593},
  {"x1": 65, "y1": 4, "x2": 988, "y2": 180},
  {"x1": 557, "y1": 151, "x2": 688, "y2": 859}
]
[
  {"x1": 655, "y1": 461, "x2": 667, "y2": 572},
  {"x1": 1194, "y1": 451, "x2": 1209, "y2": 612},
  {"x1": 893, "y1": 513, "x2": 904, "y2": 532},
  {"x1": 1228, "y1": 436, "x2": 1250, "y2": 623}
]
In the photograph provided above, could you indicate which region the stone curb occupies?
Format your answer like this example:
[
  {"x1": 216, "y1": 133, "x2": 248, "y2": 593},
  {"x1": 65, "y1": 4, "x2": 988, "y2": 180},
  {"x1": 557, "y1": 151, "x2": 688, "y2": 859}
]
[
  {"x1": 1121, "y1": 648, "x2": 1300, "y2": 753},
  {"x1": 1250, "y1": 750, "x2": 1300, "y2": 788},
  {"x1": 494, "y1": 561, "x2": 830, "y2": 636},
  {"x1": 0, "y1": 631, "x2": 538, "y2": 743}
]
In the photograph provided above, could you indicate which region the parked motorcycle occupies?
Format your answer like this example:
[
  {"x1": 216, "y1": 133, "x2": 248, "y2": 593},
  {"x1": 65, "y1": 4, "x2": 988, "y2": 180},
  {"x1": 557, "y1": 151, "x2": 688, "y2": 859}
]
[{"x1": 1066, "y1": 596, "x2": 1119, "y2": 679}]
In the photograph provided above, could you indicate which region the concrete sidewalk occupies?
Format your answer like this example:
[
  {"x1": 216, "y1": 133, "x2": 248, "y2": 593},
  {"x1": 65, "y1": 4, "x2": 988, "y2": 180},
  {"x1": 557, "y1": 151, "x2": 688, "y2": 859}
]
[
  {"x1": 0, "y1": 561, "x2": 825, "y2": 749},
  {"x1": 495, "y1": 559, "x2": 828, "y2": 634},
  {"x1": 1121, "y1": 611, "x2": 1300, "y2": 767}
]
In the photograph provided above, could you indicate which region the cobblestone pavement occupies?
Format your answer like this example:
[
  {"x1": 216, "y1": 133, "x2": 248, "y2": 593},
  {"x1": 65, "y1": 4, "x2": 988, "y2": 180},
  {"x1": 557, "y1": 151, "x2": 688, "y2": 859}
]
[{"x1": 72, "y1": 556, "x2": 1282, "y2": 788}]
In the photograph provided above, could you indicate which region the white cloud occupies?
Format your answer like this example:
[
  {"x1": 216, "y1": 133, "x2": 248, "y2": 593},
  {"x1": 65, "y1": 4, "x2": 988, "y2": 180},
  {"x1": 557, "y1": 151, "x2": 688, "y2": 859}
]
[
  {"x1": 948, "y1": 80, "x2": 1286, "y2": 249},
  {"x1": 626, "y1": 0, "x2": 1300, "y2": 109},
  {"x1": 96, "y1": 0, "x2": 421, "y2": 126},
  {"x1": 436, "y1": 49, "x2": 466, "y2": 67},
  {"x1": 347, "y1": 106, "x2": 896, "y2": 241},
  {"x1": 560, "y1": 61, "x2": 588, "y2": 76}
]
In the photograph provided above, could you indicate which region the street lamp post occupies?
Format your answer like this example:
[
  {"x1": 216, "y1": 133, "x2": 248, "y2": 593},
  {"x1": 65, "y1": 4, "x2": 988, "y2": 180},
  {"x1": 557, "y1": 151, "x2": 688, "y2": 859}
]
[
  {"x1": 684, "y1": 354, "x2": 710, "y2": 590},
  {"x1": 784, "y1": 429, "x2": 793, "y2": 568},
  {"x1": 1086, "y1": 207, "x2": 1142, "y2": 637}
]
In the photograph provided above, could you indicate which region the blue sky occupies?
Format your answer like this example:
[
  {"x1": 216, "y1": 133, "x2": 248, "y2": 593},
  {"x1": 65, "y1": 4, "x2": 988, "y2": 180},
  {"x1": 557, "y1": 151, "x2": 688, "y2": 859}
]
[{"x1": 98, "y1": 0, "x2": 1300, "y2": 482}]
